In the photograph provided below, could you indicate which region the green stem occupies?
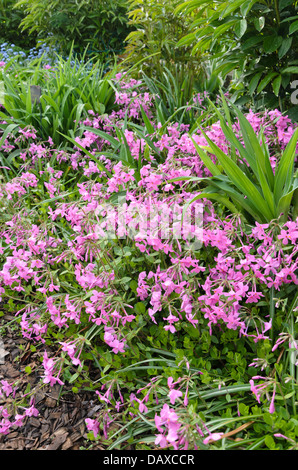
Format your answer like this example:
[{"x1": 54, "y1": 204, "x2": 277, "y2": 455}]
[
  {"x1": 270, "y1": 286, "x2": 275, "y2": 341},
  {"x1": 289, "y1": 312, "x2": 297, "y2": 415},
  {"x1": 274, "y1": 0, "x2": 280, "y2": 25}
]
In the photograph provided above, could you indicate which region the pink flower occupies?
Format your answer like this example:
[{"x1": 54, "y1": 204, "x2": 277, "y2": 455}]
[
  {"x1": 25, "y1": 405, "x2": 39, "y2": 417},
  {"x1": 203, "y1": 433, "x2": 223, "y2": 444},
  {"x1": 85, "y1": 418, "x2": 100, "y2": 438},
  {"x1": 155, "y1": 433, "x2": 167, "y2": 447},
  {"x1": 168, "y1": 389, "x2": 183, "y2": 405},
  {"x1": 1, "y1": 380, "x2": 12, "y2": 397},
  {"x1": 269, "y1": 386, "x2": 276, "y2": 414}
]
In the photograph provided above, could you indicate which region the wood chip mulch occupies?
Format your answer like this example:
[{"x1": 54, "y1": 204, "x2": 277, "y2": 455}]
[{"x1": 0, "y1": 313, "x2": 105, "y2": 450}]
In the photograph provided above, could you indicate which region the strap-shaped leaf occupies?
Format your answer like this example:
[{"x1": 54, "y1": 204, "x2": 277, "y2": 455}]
[
  {"x1": 207, "y1": 96, "x2": 258, "y2": 173},
  {"x1": 232, "y1": 105, "x2": 274, "y2": 190},
  {"x1": 200, "y1": 129, "x2": 274, "y2": 221},
  {"x1": 189, "y1": 135, "x2": 222, "y2": 176},
  {"x1": 277, "y1": 178, "x2": 298, "y2": 221},
  {"x1": 139, "y1": 105, "x2": 154, "y2": 134},
  {"x1": 83, "y1": 126, "x2": 120, "y2": 149},
  {"x1": 274, "y1": 127, "x2": 298, "y2": 202},
  {"x1": 208, "y1": 175, "x2": 267, "y2": 222}
]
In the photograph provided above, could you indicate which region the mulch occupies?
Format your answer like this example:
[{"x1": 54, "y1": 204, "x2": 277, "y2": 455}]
[{"x1": 0, "y1": 312, "x2": 105, "y2": 450}]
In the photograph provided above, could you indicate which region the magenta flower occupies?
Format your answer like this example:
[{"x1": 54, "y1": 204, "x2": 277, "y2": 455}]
[
  {"x1": 168, "y1": 389, "x2": 183, "y2": 405},
  {"x1": 85, "y1": 418, "x2": 100, "y2": 438},
  {"x1": 203, "y1": 433, "x2": 223, "y2": 445}
]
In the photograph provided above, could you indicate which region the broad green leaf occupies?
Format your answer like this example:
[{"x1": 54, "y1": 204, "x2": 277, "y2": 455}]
[
  {"x1": 248, "y1": 71, "x2": 263, "y2": 95},
  {"x1": 257, "y1": 71, "x2": 279, "y2": 93},
  {"x1": 263, "y1": 35, "x2": 283, "y2": 53},
  {"x1": 254, "y1": 16, "x2": 265, "y2": 31},
  {"x1": 278, "y1": 37, "x2": 292, "y2": 59},
  {"x1": 281, "y1": 66, "x2": 298, "y2": 74},
  {"x1": 235, "y1": 19, "x2": 247, "y2": 37},
  {"x1": 272, "y1": 75, "x2": 282, "y2": 96},
  {"x1": 289, "y1": 20, "x2": 298, "y2": 35}
]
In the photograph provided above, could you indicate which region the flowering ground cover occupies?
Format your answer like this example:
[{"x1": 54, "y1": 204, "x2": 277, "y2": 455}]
[{"x1": 0, "y1": 61, "x2": 297, "y2": 450}]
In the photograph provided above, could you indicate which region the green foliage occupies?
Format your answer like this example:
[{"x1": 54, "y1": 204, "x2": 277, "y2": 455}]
[
  {"x1": 141, "y1": 68, "x2": 211, "y2": 127},
  {"x1": 14, "y1": 0, "x2": 131, "y2": 59},
  {"x1": 0, "y1": 0, "x2": 37, "y2": 48},
  {"x1": 0, "y1": 50, "x2": 117, "y2": 145},
  {"x1": 124, "y1": 0, "x2": 206, "y2": 82},
  {"x1": 176, "y1": 0, "x2": 298, "y2": 115},
  {"x1": 171, "y1": 95, "x2": 298, "y2": 224}
]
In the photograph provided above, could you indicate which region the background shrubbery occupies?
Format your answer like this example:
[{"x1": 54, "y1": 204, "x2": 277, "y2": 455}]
[
  {"x1": 0, "y1": 0, "x2": 37, "y2": 49},
  {"x1": 4, "y1": 0, "x2": 132, "y2": 61}
]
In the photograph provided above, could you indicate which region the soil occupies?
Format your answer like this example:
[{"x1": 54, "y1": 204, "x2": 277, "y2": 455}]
[{"x1": 0, "y1": 311, "x2": 105, "y2": 450}]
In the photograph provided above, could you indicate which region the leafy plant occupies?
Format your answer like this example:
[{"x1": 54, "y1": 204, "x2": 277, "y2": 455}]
[
  {"x1": 0, "y1": 50, "x2": 117, "y2": 145},
  {"x1": 0, "y1": 0, "x2": 37, "y2": 49},
  {"x1": 123, "y1": 0, "x2": 206, "y2": 81},
  {"x1": 141, "y1": 67, "x2": 215, "y2": 127},
  {"x1": 175, "y1": 0, "x2": 298, "y2": 116},
  {"x1": 172, "y1": 96, "x2": 298, "y2": 224},
  {"x1": 14, "y1": 0, "x2": 131, "y2": 59}
]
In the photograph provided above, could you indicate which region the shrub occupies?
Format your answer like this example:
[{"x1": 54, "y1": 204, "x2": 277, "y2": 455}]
[
  {"x1": 14, "y1": 0, "x2": 132, "y2": 59},
  {"x1": 176, "y1": 0, "x2": 298, "y2": 118},
  {"x1": 0, "y1": 0, "x2": 37, "y2": 49},
  {"x1": 123, "y1": 0, "x2": 206, "y2": 84}
]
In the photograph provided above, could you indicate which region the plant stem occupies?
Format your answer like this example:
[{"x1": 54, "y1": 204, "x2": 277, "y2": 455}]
[
  {"x1": 270, "y1": 286, "x2": 275, "y2": 341},
  {"x1": 289, "y1": 312, "x2": 296, "y2": 415}
]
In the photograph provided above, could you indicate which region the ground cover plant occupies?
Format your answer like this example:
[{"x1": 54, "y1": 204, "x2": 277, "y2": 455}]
[{"x1": 0, "y1": 55, "x2": 297, "y2": 450}]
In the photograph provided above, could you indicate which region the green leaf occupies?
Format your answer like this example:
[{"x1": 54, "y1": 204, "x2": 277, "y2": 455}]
[
  {"x1": 254, "y1": 16, "x2": 265, "y2": 31},
  {"x1": 139, "y1": 105, "x2": 154, "y2": 134},
  {"x1": 281, "y1": 66, "x2": 298, "y2": 74},
  {"x1": 265, "y1": 435, "x2": 276, "y2": 450},
  {"x1": 263, "y1": 35, "x2": 283, "y2": 53},
  {"x1": 58, "y1": 132, "x2": 112, "y2": 177},
  {"x1": 242, "y1": 36, "x2": 263, "y2": 50},
  {"x1": 134, "y1": 302, "x2": 146, "y2": 314},
  {"x1": 278, "y1": 37, "x2": 292, "y2": 59},
  {"x1": 257, "y1": 72, "x2": 279, "y2": 93},
  {"x1": 189, "y1": 135, "x2": 222, "y2": 177},
  {"x1": 0, "y1": 123, "x2": 19, "y2": 148},
  {"x1": 199, "y1": 129, "x2": 274, "y2": 221},
  {"x1": 235, "y1": 19, "x2": 247, "y2": 37},
  {"x1": 231, "y1": 105, "x2": 274, "y2": 189},
  {"x1": 274, "y1": 127, "x2": 298, "y2": 202},
  {"x1": 279, "y1": 0, "x2": 294, "y2": 10},
  {"x1": 248, "y1": 71, "x2": 263, "y2": 95},
  {"x1": 289, "y1": 20, "x2": 298, "y2": 35},
  {"x1": 82, "y1": 126, "x2": 120, "y2": 149},
  {"x1": 272, "y1": 75, "x2": 282, "y2": 96}
]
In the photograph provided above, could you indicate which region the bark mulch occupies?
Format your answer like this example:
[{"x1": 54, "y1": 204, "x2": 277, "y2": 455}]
[{"x1": 0, "y1": 312, "x2": 105, "y2": 450}]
